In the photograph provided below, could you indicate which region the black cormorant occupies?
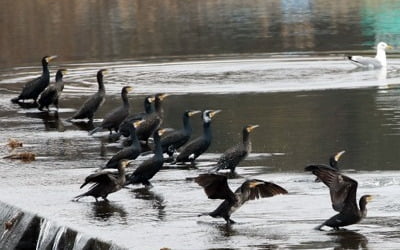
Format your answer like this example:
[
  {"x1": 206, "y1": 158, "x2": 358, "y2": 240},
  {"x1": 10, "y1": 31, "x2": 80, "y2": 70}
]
[
  {"x1": 309, "y1": 150, "x2": 345, "y2": 182},
  {"x1": 174, "y1": 110, "x2": 220, "y2": 163},
  {"x1": 125, "y1": 128, "x2": 169, "y2": 187},
  {"x1": 160, "y1": 110, "x2": 201, "y2": 157},
  {"x1": 195, "y1": 173, "x2": 288, "y2": 224},
  {"x1": 102, "y1": 120, "x2": 143, "y2": 169},
  {"x1": 90, "y1": 86, "x2": 133, "y2": 135},
  {"x1": 74, "y1": 160, "x2": 130, "y2": 202},
  {"x1": 38, "y1": 69, "x2": 67, "y2": 111},
  {"x1": 214, "y1": 125, "x2": 259, "y2": 173},
  {"x1": 328, "y1": 150, "x2": 346, "y2": 170},
  {"x1": 134, "y1": 93, "x2": 168, "y2": 144},
  {"x1": 68, "y1": 69, "x2": 107, "y2": 121},
  {"x1": 11, "y1": 55, "x2": 57, "y2": 104},
  {"x1": 305, "y1": 164, "x2": 373, "y2": 230},
  {"x1": 118, "y1": 95, "x2": 155, "y2": 138}
]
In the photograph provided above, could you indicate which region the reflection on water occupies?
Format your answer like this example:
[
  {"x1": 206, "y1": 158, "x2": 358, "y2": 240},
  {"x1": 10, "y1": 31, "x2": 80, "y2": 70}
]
[
  {"x1": 131, "y1": 188, "x2": 166, "y2": 221},
  {"x1": 91, "y1": 201, "x2": 127, "y2": 222},
  {"x1": 1, "y1": 0, "x2": 400, "y2": 67},
  {"x1": 25, "y1": 111, "x2": 66, "y2": 132},
  {"x1": 300, "y1": 230, "x2": 368, "y2": 250},
  {"x1": 376, "y1": 86, "x2": 400, "y2": 133},
  {"x1": 329, "y1": 230, "x2": 368, "y2": 250}
]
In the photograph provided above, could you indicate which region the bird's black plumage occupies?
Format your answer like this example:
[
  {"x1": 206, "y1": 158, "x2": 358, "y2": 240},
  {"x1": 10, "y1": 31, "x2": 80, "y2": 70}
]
[
  {"x1": 68, "y1": 69, "x2": 107, "y2": 121},
  {"x1": 11, "y1": 55, "x2": 57, "y2": 104},
  {"x1": 214, "y1": 125, "x2": 259, "y2": 173},
  {"x1": 160, "y1": 110, "x2": 201, "y2": 157},
  {"x1": 119, "y1": 95, "x2": 155, "y2": 138},
  {"x1": 195, "y1": 173, "x2": 288, "y2": 224},
  {"x1": 175, "y1": 110, "x2": 220, "y2": 163},
  {"x1": 308, "y1": 150, "x2": 345, "y2": 182},
  {"x1": 328, "y1": 150, "x2": 346, "y2": 170},
  {"x1": 102, "y1": 120, "x2": 143, "y2": 169},
  {"x1": 305, "y1": 165, "x2": 372, "y2": 230},
  {"x1": 74, "y1": 160, "x2": 129, "y2": 202},
  {"x1": 38, "y1": 69, "x2": 67, "y2": 111},
  {"x1": 125, "y1": 128, "x2": 169, "y2": 187},
  {"x1": 90, "y1": 86, "x2": 133, "y2": 135},
  {"x1": 134, "y1": 93, "x2": 168, "y2": 143}
]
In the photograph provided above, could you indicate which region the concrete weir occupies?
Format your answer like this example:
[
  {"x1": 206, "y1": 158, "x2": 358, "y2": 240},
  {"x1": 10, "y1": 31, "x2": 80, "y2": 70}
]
[{"x1": 0, "y1": 201, "x2": 126, "y2": 250}]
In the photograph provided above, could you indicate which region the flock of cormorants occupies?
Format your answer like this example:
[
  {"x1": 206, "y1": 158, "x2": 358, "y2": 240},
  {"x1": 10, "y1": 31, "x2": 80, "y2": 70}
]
[{"x1": 10, "y1": 54, "x2": 379, "y2": 231}]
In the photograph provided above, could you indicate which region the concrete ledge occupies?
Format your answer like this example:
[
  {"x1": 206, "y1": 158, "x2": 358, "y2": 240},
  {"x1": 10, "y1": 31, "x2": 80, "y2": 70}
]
[{"x1": 0, "y1": 201, "x2": 126, "y2": 250}]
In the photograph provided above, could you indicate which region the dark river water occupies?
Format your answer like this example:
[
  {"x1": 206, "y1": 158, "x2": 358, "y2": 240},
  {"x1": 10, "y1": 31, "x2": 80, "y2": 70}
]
[{"x1": 1, "y1": 1, "x2": 400, "y2": 249}]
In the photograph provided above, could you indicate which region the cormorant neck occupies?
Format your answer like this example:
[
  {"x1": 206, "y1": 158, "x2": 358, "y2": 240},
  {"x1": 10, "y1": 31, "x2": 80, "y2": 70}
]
[
  {"x1": 153, "y1": 132, "x2": 162, "y2": 155},
  {"x1": 42, "y1": 60, "x2": 50, "y2": 76},
  {"x1": 243, "y1": 130, "x2": 250, "y2": 145},
  {"x1": 55, "y1": 73, "x2": 64, "y2": 91},
  {"x1": 55, "y1": 72, "x2": 63, "y2": 82},
  {"x1": 97, "y1": 74, "x2": 105, "y2": 91},
  {"x1": 329, "y1": 157, "x2": 338, "y2": 169},
  {"x1": 129, "y1": 126, "x2": 140, "y2": 148},
  {"x1": 144, "y1": 101, "x2": 153, "y2": 114},
  {"x1": 183, "y1": 114, "x2": 191, "y2": 133},
  {"x1": 117, "y1": 165, "x2": 126, "y2": 179},
  {"x1": 359, "y1": 197, "x2": 368, "y2": 217},
  {"x1": 203, "y1": 121, "x2": 211, "y2": 139},
  {"x1": 122, "y1": 91, "x2": 129, "y2": 107},
  {"x1": 155, "y1": 100, "x2": 163, "y2": 116}
]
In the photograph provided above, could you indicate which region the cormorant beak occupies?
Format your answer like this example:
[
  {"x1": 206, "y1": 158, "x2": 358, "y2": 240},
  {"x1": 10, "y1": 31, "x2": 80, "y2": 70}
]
[
  {"x1": 148, "y1": 96, "x2": 156, "y2": 103},
  {"x1": 158, "y1": 128, "x2": 173, "y2": 136},
  {"x1": 122, "y1": 160, "x2": 134, "y2": 167},
  {"x1": 189, "y1": 110, "x2": 201, "y2": 116},
  {"x1": 209, "y1": 110, "x2": 221, "y2": 118},
  {"x1": 126, "y1": 86, "x2": 133, "y2": 93},
  {"x1": 158, "y1": 94, "x2": 169, "y2": 101},
  {"x1": 46, "y1": 55, "x2": 58, "y2": 62},
  {"x1": 61, "y1": 69, "x2": 68, "y2": 75},
  {"x1": 101, "y1": 69, "x2": 109, "y2": 75},
  {"x1": 366, "y1": 195, "x2": 373, "y2": 202},
  {"x1": 334, "y1": 150, "x2": 346, "y2": 162},
  {"x1": 247, "y1": 125, "x2": 259, "y2": 132},
  {"x1": 133, "y1": 120, "x2": 144, "y2": 128}
]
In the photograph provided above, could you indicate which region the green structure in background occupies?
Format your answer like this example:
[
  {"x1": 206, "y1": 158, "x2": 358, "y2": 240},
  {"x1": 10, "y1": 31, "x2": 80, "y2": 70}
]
[{"x1": 360, "y1": 1, "x2": 400, "y2": 47}]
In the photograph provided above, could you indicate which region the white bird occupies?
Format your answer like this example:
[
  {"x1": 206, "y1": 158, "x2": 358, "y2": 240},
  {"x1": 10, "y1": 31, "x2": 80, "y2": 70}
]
[{"x1": 347, "y1": 42, "x2": 392, "y2": 69}]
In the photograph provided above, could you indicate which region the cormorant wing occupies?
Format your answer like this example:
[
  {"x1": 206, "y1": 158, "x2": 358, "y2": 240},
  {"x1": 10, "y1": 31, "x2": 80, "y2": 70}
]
[
  {"x1": 236, "y1": 179, "x2": 288, "y2": 202},
  {"x1": 195, "y1": 173, "x2": 236, "y2": 201},
  {"x1": 135, "y1": 113, "x2": 161, "y2": 137},
  {"x1": 305, "y1": 165, "x2": 358, "y2": 212},
  {"x1": 106, "y1": 145, "x2": 139, "y2": 168},
  {"x1": 217, "y1": 144, "x2": 247, "y2": 168},
  {"x1": 177, "y1": 136, "x2": 207, "y2": 159},
  {"x1": 131, "y1": 157, "x2": 156, "y2": 176},
  {"x1": 161, "y1": 129, "x2": 185, "y2": 147},
  {"x1": 19, "y1": 77, "x2": 42, "y2": 97},
  {"x1": 80, "y1": 171, "x2": 117, "y2": 188},
  {"x1": 102, "y1": 106, "x2": 128, "y2": 126},
  {"x1": 22, "y1": 76, "x2": 42, "y2": 89},
  {"x1": 40, "y1": 85, "x2": 57, "y2": 98},
  {"x1": 38, "y1": 85, "x2": 57, "y2": 106},
  {"x1": 73, "y1": 92, "x2": 104, "y2": 118}
]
